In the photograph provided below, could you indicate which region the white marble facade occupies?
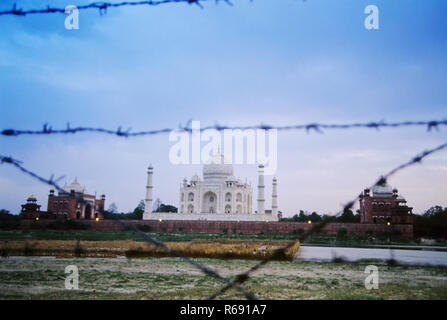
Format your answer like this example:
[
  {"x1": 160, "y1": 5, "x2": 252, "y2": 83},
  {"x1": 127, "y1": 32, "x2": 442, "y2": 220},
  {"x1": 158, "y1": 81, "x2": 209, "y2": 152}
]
[
  {"x1": 179, "y1": 153, "x2": 252, "y2": 215},
  {"x1": 143, "y1": 152, "x2": 278, "y2": 221}
]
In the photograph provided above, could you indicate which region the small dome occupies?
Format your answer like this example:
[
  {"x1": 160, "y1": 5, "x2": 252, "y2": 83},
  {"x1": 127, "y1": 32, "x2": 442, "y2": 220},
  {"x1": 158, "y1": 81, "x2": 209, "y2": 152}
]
[
  {"x1": 396, "y1": 195, "x2": 406, "y2": 202},
  {"x1": 372, "y1": 183, "x2": 393, "y2": 197},
  {"x1": 27, "y1": 195, "x2": 37, "y2": 202},
  {"x1": 63, "y1": 179, "x2": 86, "y2": 194},
  {"x1": 203, "y1": 153, "x2": 234, "y2": 181},
  {"x1": 191, "y1": 174, "x2": 200, "y2": 182}
]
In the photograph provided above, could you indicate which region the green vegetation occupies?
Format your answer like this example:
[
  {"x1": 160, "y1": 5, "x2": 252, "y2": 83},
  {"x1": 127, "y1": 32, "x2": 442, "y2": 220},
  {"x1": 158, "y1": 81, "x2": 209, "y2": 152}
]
[
  {"x1": 102, "y1": 201, "x2": 144, "y2": 220},
  {"x1": 281, "y1": 209, "x2": 361, "y2": 223},
  {"x1": 282, "y1": 206, "x2": 447, "y2": 241},
  {"x1": 1, "y1": 205, "x2": 446, "y2": 245},
  {"x1": 414, "y1": 206, "x2": 447, "y2": 239},
  {"x1": 336, "y1": 227, "x2": 348, "y2": 239},
  {"x1": 0, "y1": 209, "x2": 20, "y2": 229},
  {"x1": 154, "y1": 204, "x2": 178, "y2": 213},
  {"x1": 101, "y1": 200, "x2": 178, "y2": 219},
  {"x1": 0, "y1": 230, "x2": 445, "y2": 247}
]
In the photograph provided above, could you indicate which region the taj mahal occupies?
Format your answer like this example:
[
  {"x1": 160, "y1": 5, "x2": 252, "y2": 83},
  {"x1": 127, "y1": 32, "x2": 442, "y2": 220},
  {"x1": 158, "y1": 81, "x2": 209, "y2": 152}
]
[{"x1": 142, "y1": 152, "x2": 279, "y2": 221}]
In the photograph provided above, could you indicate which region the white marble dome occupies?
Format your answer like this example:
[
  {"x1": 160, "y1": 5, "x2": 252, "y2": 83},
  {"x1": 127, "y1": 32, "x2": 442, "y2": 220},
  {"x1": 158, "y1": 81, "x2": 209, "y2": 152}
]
[
  {"x1": 203, "y1": 153, "x2": 234, "y2": 181},
  {"x1": 372, "y1": 183, "x2": 393, "y2": 197},
  {"x1": 63, "y1": 179, "x2": 86, "y2": 194}
]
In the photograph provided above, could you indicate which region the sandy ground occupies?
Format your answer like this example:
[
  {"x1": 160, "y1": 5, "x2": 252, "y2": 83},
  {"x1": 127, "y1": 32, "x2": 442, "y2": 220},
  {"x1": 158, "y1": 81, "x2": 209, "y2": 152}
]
[{"x1": 0, "y1": 256, "x2": 446, "y2": 299}]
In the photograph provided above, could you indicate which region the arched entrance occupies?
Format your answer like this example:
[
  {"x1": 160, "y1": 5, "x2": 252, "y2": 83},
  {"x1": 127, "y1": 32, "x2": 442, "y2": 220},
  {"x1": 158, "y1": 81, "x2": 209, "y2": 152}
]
[
  {"x1": 85, "y1": 204, "x2": 92, "y2": 220},
  {"x1": 202, "y1": 191, "x2": 217, "y2": 213}
]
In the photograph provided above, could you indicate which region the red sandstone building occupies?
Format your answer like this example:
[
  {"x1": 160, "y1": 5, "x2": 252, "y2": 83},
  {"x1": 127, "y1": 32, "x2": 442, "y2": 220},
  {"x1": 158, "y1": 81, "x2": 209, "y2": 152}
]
[
  {"x1": 20, "y1": 179, "x2": 105, "y2": 220},
  {"x1": 359, "y1": 183, "x2": 413, "y2": 225},
  {"x1": 20, "y1": 195, "x2": 53, "y2": 220}
]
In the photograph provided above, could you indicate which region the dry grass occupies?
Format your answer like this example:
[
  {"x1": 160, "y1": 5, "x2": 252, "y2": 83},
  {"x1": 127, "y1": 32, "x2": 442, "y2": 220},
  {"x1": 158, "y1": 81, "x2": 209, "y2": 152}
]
[
  {"x1": 0, "y1": 239, "x2": 300, "y2": 261},
  {"x1": 1, "y1": 256, "x2": 446, "y2": 300}
]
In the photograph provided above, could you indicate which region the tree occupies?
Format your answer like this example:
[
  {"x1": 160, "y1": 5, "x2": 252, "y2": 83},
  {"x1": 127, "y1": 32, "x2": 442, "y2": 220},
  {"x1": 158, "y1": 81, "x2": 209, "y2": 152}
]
[
  {"x1": 0, "y1": 209, "x2": 20, "y2": 229},
  {"x1": 336, "y1": 227, "x2": 348, "y2": 239},
  {"x1": 297, "y1": 210, "x2": 307, "y2": 222},
  {"x1": 414, "y1": 206, "x2": 447, "y2": 239},
  {"x1": 309, "y1": 211, "x2": 322, "y2": 222},
  {"x1": 0, "y1": 209, "x2": 18, "y2": 220},
  {"x1": 154, "y1": 203, "x2": 178, "y2": 213},
  {"x1": 0, "y1": 209, "x2": 11, "y2": 217},
  {"x1": 153, "y1": 198, "x2": 162, "y2": 212},
  {"x1": 107, "y1": 203, "x2": 118, "y2": 213},
  {"x1": 337, "y1": 209, "x2": 360, "y2": 223},
  {"x1": 133, "y1": 200, "x2": 145, "y2": 220},
  {"x1": 322, "y1": 214, "x2": 336, "y2": 223}
]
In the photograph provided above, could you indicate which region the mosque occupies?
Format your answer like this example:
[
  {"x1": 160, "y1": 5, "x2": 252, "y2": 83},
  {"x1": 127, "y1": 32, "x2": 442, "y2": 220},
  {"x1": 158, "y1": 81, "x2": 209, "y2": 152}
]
[
  {"x1": 142, "y1": 152, "x2": 279, "y2": 221},
  {"x1": 20, "y1": 179, "x2": 105, "y2": 220},
  {"x1": 359, "y1": 182, "x2": 413, "y2": 225}
]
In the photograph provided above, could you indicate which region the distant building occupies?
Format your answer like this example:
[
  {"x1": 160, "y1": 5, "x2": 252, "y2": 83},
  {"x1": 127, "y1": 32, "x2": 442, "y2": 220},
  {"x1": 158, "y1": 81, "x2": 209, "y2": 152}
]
[
  {"x1": 20, "y1": 179, "x2": 106, "y2": 220},
  {"x1": 178, "y1": 153, "x2": 253, "y2": 215},
  {"x1": 359, "y1": 183, "x2": 413, "y2": 225},
  {"x1": 47, "y1": 179, "x2": 105, "y2": 220},
  {"x1": 143, "y1": 152, "x2": 279, "y2": 221},
  {"x1": 20, "y1": 195, "x2": 50, "y2": 219}
]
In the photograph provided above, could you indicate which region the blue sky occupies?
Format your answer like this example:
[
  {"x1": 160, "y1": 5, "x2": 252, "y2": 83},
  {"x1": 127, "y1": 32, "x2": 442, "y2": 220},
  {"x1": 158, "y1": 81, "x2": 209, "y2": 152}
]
[{"x1": 0, "y1": 0, "x2": 446, "y2": 216}]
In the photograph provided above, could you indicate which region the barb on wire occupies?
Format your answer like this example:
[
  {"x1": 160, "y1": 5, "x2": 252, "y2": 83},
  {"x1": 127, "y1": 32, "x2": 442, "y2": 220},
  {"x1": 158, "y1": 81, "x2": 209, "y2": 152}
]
[
  {"x1": 208, "y1": 140, "x2": 447, "y2": 299},
  {"x1": 0, "y1": 0, "x2": 217, "y2": 17},
  {"x1": 0, "y1": 154, "x2": 257, "y2": 300},
  {"x1": 117, "y1": 220, "x2": 257, "y2": 299},
  {"x1": 2, "y1": 140, "x2": 447, "y2": 300},
  {"x1": 2, "y1": 119, "x2": 447, "y2": 138}
]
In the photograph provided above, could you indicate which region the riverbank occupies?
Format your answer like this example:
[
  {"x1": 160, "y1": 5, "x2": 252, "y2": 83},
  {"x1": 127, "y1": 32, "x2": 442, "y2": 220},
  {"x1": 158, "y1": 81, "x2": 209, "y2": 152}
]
[
  {"x1": 0, "y1": 239, "x2": 300, "y2": 261},
  {"x1": 0, "y1": 230, "x2": 445, "y2": 249},
  {"x1": 298, "y1": 246, "x2": 447, "y2": 266},
  {"x1": 0, "y1": 256, "x2": 446, "y2": 300}
]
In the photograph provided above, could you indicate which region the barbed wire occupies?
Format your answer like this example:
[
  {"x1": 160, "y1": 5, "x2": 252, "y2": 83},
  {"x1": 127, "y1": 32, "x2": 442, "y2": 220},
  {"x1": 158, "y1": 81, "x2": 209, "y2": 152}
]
[
  {"x1": 2, "y1": 138, "x2": 447, "y2": 299},
  {"x1": 1, "y1": 119, "x2": 446, "y2": 138},
  {"x1": 0, "y1": 154, "x2": 257, "y2": 299},
  {"x1": 208, "y1": 140, "x2": 447, "y2": 299},
  {"x1": 0, "y1": 0, "x2": 313, "y2": 17},
  {"x1": 0, "y1": 0, "x2": 222, "y2": 16},
  {"x1": 117, "y1": 220, "x2": 257, "y2": 299},
  {"x1": 1, "y1": 0, "x2": 444, "y2": 301}
]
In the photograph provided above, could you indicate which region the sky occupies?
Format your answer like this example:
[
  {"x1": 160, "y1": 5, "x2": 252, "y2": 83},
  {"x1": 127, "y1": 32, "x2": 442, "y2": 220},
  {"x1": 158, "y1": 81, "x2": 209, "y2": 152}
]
[{"x1": 0, "y1": 0, "x2": 446, "y2": 216}]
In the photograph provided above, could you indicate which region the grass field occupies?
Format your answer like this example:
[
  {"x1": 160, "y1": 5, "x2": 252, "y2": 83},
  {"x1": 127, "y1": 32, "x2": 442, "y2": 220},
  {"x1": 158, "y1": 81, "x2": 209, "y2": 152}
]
[
  {"x1": 0, "y1": 256, "x2": 446, "y2": 300},
  {"x1": 1, "y1": 230, "x2": 443, "y2": 247},
  {"x1": 0, "y1": 230, "x2": 445, "y2": 300}
]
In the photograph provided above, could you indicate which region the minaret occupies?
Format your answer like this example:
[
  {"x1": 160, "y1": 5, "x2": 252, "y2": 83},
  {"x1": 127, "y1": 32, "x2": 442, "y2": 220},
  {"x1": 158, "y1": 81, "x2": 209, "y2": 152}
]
[
  {"x1": 144, "y1": 164, "x2": 153, "y2": 215},
  {"x1": 272, "y1": 177, "x2": 278, "y2": 216},
  {"x1": 257, "y1": 164, "x2": 265, "y2": 214}
]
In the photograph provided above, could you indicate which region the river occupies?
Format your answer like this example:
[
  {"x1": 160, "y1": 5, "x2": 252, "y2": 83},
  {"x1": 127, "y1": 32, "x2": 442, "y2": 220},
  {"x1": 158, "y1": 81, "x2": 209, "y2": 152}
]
[{"x1": 296, "y1": 245, "x2": 447, "y2": 266}]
